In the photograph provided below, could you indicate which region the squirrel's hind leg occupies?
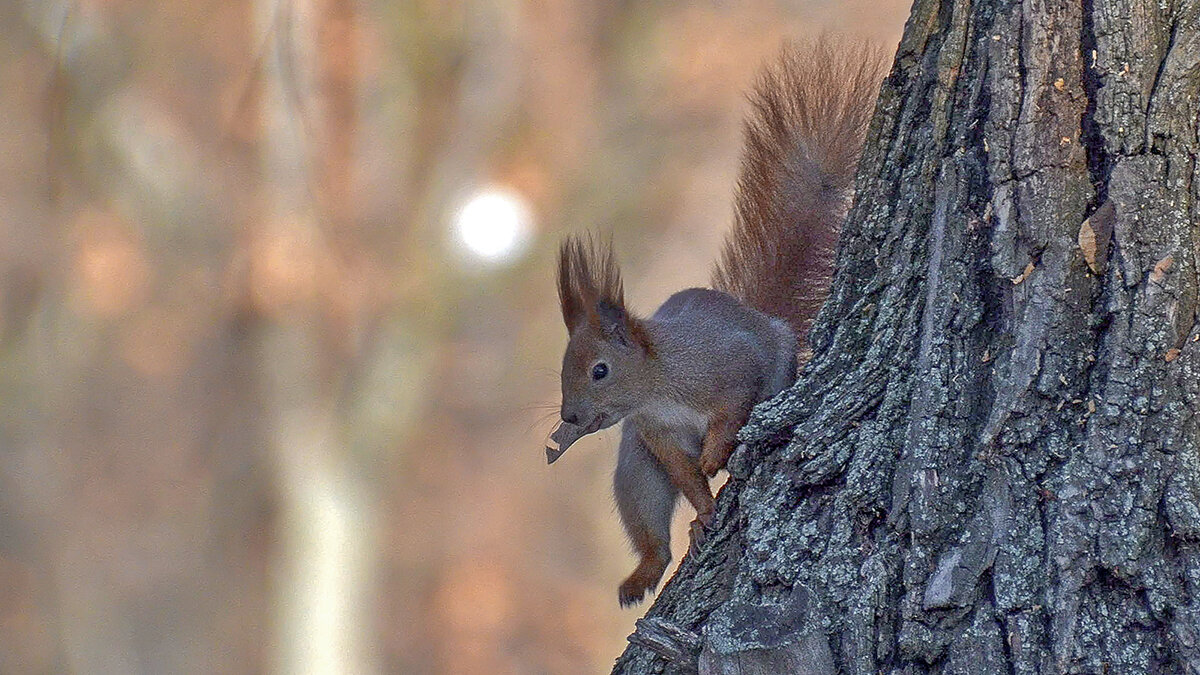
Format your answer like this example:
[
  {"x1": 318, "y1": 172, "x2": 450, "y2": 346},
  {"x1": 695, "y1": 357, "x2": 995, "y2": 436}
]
[{"x1": 614, "y1": 423, "x2": 677, "y2": 607}]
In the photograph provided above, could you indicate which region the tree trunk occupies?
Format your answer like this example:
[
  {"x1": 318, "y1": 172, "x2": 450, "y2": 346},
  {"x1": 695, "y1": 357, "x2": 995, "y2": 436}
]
[{"x1": 614, "y1": 0, "x2": 1200, "y2": 672}]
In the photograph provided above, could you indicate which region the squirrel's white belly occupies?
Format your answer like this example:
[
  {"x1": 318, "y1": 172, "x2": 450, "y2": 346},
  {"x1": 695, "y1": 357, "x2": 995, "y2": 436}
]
[{"x1": 635, "y1": 401, "x2": 708, "y2": 456}]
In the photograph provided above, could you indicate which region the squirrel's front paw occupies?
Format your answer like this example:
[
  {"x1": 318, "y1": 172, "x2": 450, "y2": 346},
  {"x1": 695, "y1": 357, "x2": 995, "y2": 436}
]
[
  {"x1": 687, "y1": 512, "x2": 713, "y2": 555},
  {"x1": 700, "y1": 441, "x2": 735, "y2": 477}
]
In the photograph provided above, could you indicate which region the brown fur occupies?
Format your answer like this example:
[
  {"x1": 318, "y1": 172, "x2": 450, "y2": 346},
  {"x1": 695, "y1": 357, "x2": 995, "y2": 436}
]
[
  {"x1": 557, "y1": 235, "x2": 623, "y2": 330},
  {"x1": 638, "y1": 426, "x2": 714, "y2": 523},
  {"x1": 712, "y1": 38, "x2": 887, "y2": 343},
  {"x1": 557, "y1": 235, "x2": 654, "y2": 352},
  {"x1": 617, "y1": 531, "x2": 670, "y2": 607},
  {"x1": 698, "y1": 402, "x2": 751, "y2": 477}
]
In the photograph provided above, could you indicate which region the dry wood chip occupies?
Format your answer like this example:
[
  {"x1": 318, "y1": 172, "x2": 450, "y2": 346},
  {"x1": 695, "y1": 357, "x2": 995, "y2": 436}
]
[
  {"x1": 1078, "y1": 201, "x2": 1114, "y2": 274},
  {"x1": 1011, "y1": 261, "x2": 1035, "y2": 285},
  {"x1": 546, "y1": 420, "x2": 589, "y2": 464},
  {"x1": 1151, "y1": 254, "x2": 1174, "y2": 283}
]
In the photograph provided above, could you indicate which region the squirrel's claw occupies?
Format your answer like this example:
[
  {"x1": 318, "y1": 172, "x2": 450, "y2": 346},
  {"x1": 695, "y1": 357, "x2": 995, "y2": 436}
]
[
  {"x1": 618, "y1": 578, "x2": 651, "y2": 607},
  {"x1": 618, "y1": 585, "x2": 644, "y2": 607},
  {"x1": 688, "y1": 512, "x2": 714, "y2": 556}
]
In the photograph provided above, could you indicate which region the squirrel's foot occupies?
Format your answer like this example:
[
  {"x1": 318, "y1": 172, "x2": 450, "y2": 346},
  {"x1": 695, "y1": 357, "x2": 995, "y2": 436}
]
[
  {"x1": 618, "y1": 576, "x2": 652, "y2": 607},
  {"x1": 687, "y1": 512, "x2": 714, "y2": 555},
  {"x1": 618, "y1": 552, "x2": 669, "y2": 608},
  {"x1": 699, "y1": 451, "x2": 724, "y2": 477}
]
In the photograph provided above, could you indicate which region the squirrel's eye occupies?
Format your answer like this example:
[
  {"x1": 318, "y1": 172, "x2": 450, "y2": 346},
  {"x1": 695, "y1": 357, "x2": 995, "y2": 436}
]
[{"x1": 591, "y1": 362, "x2": 609, "y2": 380}]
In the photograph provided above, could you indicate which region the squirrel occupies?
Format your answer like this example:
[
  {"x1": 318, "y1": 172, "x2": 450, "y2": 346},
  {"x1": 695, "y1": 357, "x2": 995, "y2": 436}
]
[{"x1": 549, "y1": 39, "x2": 886, "y2": 607}]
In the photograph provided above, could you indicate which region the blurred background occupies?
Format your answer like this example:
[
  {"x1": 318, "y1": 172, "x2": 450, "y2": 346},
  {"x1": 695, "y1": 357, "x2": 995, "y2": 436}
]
[{"x1": 0, "y1": 1, "x2": 908, "y2": 672}]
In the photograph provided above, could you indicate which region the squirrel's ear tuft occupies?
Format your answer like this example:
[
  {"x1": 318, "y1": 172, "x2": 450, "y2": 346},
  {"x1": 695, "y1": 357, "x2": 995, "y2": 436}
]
[
  {"x1": 557, "y1": 234, "x2": 629, "y2": 336},
  {"x1": 557, "y1": 240, "x2": 585, "y2": 332}
]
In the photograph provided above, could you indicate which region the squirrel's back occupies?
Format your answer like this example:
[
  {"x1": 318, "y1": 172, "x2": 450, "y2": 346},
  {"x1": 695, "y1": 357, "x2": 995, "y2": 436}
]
[
  {"x1": 711, "y1": 38, "x2": 886, "y2": 348},
  {"x1": 650, "y1": 287, "x2": 797, "y2": 404}
]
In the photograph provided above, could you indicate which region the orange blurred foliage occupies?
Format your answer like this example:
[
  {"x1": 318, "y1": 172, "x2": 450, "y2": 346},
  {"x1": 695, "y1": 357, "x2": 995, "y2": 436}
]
[{"x1": 71, "y1": 209, "x2": 152, "y2": 318}]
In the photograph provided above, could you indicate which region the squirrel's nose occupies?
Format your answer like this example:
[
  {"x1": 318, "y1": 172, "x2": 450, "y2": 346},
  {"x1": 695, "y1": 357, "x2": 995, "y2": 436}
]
[{"x1": 562, "y1": 410, "x2": 580, "y2": 426}]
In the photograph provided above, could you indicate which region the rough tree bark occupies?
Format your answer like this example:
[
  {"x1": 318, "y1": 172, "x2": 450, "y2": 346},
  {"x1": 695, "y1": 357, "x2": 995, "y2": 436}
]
[{"x1": 614, "y1": 0, "x2": 1200, "y2": 672}]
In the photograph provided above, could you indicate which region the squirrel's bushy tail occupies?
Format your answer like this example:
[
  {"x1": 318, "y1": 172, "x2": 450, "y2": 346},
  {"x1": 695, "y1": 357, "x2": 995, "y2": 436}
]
[{"x1": 712, "y1": 38, "x2": 886, "y2": 345}]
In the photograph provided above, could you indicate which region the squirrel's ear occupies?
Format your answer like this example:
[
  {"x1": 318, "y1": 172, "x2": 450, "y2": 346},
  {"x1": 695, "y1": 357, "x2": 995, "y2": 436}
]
[
  {"x1": 593, "y1": 300, "x2": 655, "y2": 356},
  {"x1": 559, "y1": 234, "x2": 646, "y2": 349}
]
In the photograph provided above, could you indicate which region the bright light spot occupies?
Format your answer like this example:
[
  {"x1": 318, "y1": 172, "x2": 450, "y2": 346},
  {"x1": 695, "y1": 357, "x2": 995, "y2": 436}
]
[{"x1": 453, "y1": 187, "x2": 533, "y2": 264}]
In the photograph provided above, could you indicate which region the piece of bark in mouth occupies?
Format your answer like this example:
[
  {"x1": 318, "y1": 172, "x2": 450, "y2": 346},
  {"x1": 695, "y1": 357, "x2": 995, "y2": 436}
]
[{"x1": 546, "y1": 421, "x2": 588, "y2": 464}]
